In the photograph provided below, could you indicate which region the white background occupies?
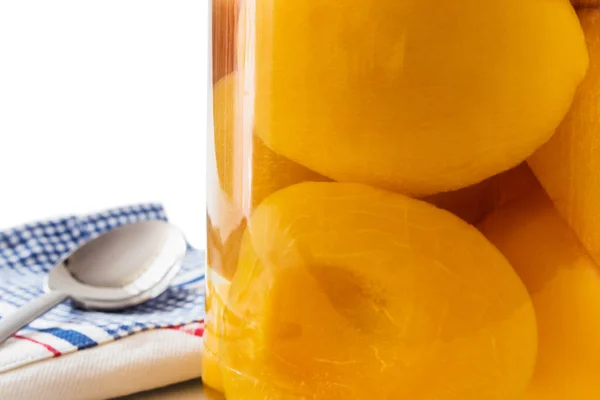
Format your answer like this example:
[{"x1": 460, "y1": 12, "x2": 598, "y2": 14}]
[{"x1": 0, "y1": 1, "x2": 209, "y2": 249}]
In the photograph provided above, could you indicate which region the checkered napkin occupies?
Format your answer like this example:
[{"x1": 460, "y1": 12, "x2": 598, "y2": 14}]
[{"x1": 0, "y1": 205, "x2": 205, "y2": 398}]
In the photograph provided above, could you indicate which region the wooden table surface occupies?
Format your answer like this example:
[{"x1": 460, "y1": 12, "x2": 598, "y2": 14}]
[{"x1": 117, "y1": 380, "x2": 224, "y2": 400}]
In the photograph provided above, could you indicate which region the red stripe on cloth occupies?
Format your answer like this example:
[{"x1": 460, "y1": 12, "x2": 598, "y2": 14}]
[
  {"x1": 168, "y1": 322, "x2": 205, "y2": 337},
  {"x1": 13, "y1": 334, "x2": 61, "y2": 357}
]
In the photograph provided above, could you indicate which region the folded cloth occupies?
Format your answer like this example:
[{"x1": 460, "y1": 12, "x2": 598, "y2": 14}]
[{"x1": 0, "y1": 204, "x2": 205, "y2": 399}]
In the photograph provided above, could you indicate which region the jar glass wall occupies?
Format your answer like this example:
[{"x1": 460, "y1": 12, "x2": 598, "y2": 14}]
[{"x1": 206, "y1": 1, "x2": 597, "y2": 399}]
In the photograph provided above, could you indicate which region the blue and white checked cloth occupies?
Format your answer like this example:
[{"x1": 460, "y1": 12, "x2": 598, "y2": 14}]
[{"x1": 0, "y1": 204, "x2": 205, "y2": 374}]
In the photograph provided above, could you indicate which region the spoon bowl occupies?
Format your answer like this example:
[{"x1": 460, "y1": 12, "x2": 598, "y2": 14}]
[{"x1": 48, "y1": 220, "x2": 186, "y2": 309}]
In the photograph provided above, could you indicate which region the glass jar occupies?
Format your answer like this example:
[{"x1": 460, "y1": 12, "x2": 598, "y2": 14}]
[{"x1": 206, "y1": 1, "x2": 598, "y2": 399}]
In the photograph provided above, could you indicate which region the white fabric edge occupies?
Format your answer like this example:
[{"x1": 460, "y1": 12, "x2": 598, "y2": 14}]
[{"x1": 0, "y1": 329, "x2": 203, "y2": 400}]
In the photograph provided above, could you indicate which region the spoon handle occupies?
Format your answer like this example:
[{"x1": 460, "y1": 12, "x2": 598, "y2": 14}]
[{"x1": 0, "y1": 291, "x2": 68, "y2": 346}]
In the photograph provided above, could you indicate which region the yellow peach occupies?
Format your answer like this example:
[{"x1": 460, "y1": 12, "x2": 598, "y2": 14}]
[
  {"x1": 244, "y1": 0, "x2": 587, "y2": 196},
  {"x1": 221, "y1": 182, "x2": 537, "y2": 400},
  {"x1": 529, "y1": 8, "x2": 600, "y2": 267},
  {"x1": 480, "y1": 184, "x2": 600, "y2": 399},
  {"x1": 212, "y1": 73, "x2": 328, "y2": 211}
]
